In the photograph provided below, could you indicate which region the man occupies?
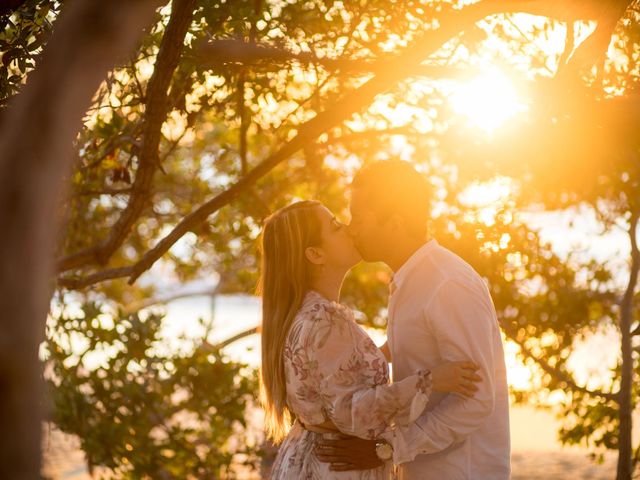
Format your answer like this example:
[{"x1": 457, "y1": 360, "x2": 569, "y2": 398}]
[{"x1": 315, "y1": 160, "x2": 511, "y2": 479}]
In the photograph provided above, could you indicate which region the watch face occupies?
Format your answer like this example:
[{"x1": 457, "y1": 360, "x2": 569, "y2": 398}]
[{"x1": 376, "y1": 443, "x2": 393, "y2": 461}]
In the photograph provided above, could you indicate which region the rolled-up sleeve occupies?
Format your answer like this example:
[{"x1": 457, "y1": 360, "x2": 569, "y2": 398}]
[{"x1": 385, "y1": 278, "x2": 499, "y2": 463}]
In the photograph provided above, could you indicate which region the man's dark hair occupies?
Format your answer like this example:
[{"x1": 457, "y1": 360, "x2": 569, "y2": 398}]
[{"x1": 351, "y1": 160, "x2": 431, "y2": 238}]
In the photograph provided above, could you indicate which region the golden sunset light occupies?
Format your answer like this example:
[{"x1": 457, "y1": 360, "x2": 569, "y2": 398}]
[
  {"x1": 3, "y1": 1, "x2": 639, "y2": 479},
  {"x1": 449, "y1": 70, "x2": 528, "y2": 134}
]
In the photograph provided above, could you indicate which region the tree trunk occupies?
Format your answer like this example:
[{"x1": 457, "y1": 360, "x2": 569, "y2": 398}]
[
  {"x1": 0, "y1": 1, "x2": 162, "y2": 478},
  {"x1": 617, "y1": 212, "x2": 639, "y2": 480}
]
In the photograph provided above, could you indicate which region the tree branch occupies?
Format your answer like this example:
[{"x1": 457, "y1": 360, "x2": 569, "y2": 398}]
[
  {"x1": 621, "y1": 210, "x2": 640, "y2": 339},
  {"x1": 74, "y1": 187, "x2": 133, "y2": 197},
  {"x1": 58, "y1": 266, "x2": 135, "y2": 289},
  {"x1": 500, "y1": 321, "x2": 619, "y2": 402},
  {"x1": 214, "y1": 327, "x2": 259, "y2": 350},
  {"x1": 557, "y1": 16, "x2": 575, "y2": 69},
  {"x1": 56, "y1": 0, "x2": 196, "y2": 273},
  {"x1": 323, "y1": 126, "x2": 440, "y2": 146},
  {"x1": 238, "y1": 69, "x2": 249, "y2": 175},
  {"x1": 615, "y1": 208, "x2": 639, "y2": 479},
  {"x1": 627, "y1": 211, "x2": 640, "y2": 337},
  {"x1": 194, "y1": 0, "x2": 615, "y2": 80},
  {"x1": 197, "y1": 39, "x2": 480, "y2": 75},
  {"x1": 121, "y1": 285, "x2": 219, "y2": 314},
  {"x1": 556, "y1": 0, "x2": 633, "y2": 80},
  {"x1": 202, "y1": 41, "x2": 483, "y2": 79}
]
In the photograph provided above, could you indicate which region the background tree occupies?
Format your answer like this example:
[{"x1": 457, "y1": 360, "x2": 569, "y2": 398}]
[
  {"x1": 0, "y1": 1, "x2": 163, "y2": 478},
  {"x1": 46, "y1": 301, "x2": 258, "y2": 479},
  {"x1": 1, "y1": 0, "x2": 639, "y2": 478}
]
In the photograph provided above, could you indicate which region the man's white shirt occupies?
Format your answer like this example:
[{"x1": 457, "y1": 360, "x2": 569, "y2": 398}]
[{"x1": 381, "y1": 239, "x2": 511, "y2": 480}]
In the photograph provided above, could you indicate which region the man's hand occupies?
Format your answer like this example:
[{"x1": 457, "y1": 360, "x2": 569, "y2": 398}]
[{"x1": 314, "y1": 435, "x2": 384, "y2": 471}]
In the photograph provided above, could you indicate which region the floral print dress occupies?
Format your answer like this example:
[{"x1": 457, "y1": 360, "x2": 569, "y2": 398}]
[{"x1": 270, "y1": 290, "x2": 433, "y2": 480}]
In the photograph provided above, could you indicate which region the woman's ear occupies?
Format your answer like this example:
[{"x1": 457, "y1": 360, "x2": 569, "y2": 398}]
[{"x1": 305, "y1": 246, "x2": 325, "y2": 266}]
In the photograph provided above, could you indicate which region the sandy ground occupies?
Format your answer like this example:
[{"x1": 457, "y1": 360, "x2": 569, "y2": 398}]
[
  {"x1": 42, "y1": 427, "x2": 620, "y2": 480},
  {"x1": 510, "y1": 450, "x2": 617, "y2": 480}
]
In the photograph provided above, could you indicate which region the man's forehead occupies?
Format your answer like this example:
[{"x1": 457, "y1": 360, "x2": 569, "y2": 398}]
[{"x1": 349, "y1": 187, "x2": 365, "y2": 209}]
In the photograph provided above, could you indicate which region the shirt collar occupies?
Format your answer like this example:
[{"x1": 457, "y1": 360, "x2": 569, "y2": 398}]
[{"x1": 390, "y1": 239, "x2": 438, "y2": 294}]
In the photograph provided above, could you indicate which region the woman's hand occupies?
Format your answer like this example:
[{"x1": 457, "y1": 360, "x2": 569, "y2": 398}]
[{"x1": 430, "y1": 361, "x2": 481, "y2": 397}]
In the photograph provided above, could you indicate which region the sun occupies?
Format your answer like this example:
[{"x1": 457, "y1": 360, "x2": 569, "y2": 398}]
[{"x1": 449, "y1": 70, "x2": 527, "y2": 134}]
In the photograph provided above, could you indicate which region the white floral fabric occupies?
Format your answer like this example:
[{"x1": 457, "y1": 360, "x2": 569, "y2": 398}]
[{"x1": 270, "y1": 291, "x2": 432, "y2": 480}]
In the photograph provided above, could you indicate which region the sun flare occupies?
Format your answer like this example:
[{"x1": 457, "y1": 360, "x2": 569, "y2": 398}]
[{"x1": 450, "y1": 70, "x2": 527, "y2": 134}]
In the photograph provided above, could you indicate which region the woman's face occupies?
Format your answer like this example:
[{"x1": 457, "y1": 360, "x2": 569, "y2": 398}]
[{"x1": 313, "y1": 205, "x2": 362, "y2": 270}]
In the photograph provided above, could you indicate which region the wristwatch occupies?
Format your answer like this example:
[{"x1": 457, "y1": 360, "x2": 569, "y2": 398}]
[{"x1": 375, "y1": 439, "x2": 394, "y2": 461}]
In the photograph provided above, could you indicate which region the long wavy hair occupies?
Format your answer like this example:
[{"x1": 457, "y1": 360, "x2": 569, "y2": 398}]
[{"x1": 257, "y1": 200, "x2": 322, "y2": 443}]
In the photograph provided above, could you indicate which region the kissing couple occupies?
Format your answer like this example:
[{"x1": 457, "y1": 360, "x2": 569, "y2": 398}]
[{"x1": 259, "y1": 160, "x2": 511, "y2": 479}]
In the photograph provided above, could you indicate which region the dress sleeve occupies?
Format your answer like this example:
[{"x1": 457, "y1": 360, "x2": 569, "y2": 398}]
[{"x1": 307, "y1": 303, "x2": 432, "y2": 440}]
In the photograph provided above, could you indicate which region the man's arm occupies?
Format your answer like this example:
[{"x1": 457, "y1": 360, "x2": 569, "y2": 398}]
[
  {"x1": 314, "y1": 436, "x2": 383, "y2": 471},
  {"x1": 379, "y1": 340, "x2": 392, "y2": 362},
  {"x1": 386, "y1": 277, "x2": 500, "y2": 464}
]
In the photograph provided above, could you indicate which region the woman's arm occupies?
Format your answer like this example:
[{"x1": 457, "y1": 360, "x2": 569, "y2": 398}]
[
  {"x1": 308, "y1": 309, "x2": 432, "y2": 440},
  {"x1": 307, "y1": 305, "x2": 481, "y2": 440}
]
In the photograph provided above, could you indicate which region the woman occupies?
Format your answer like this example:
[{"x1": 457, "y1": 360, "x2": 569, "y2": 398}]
[{"x1": 259, "y1": 201, "x2": 481, "y2": 479}]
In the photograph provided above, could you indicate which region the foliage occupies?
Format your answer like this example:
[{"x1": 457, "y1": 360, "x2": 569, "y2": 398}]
[
  {"x1": 0, "y1": 0, "x2": 60, "y2": 107},
  {"x1": 45, "y1": 300, "x2": 259, "y2": 479}
]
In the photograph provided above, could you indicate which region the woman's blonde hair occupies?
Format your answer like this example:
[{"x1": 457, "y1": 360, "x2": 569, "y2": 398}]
[{"x1": 257, "y1": 200, "x2": 322, "y2": 443}]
